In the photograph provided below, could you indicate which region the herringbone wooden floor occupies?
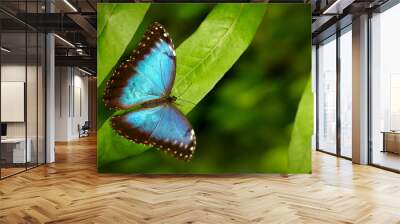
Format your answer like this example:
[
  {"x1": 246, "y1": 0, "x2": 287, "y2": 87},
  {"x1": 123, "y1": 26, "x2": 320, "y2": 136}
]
[{"x1": 1, "y1": 135, "x2": 400, "y2": 224}]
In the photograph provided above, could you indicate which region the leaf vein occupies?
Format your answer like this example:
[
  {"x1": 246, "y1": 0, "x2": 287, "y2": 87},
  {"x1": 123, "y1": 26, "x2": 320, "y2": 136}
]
[{"x1": 175, "y1": 4, "x2": 245, "y2": 88}]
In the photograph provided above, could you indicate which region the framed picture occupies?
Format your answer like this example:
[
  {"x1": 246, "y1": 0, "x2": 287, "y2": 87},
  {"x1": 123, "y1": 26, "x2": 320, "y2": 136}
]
[{"x1": 97, "y1": 3, "x2": 312, "y2": 173}]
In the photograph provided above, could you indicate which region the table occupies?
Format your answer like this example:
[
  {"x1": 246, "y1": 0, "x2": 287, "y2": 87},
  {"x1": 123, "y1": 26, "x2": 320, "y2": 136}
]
[
  {"x1": 1, "y1": 138, "x2": 31, "y2": 164},
  {"x1": 382, "y1": 131, "x2": 400, "y2": 154}
]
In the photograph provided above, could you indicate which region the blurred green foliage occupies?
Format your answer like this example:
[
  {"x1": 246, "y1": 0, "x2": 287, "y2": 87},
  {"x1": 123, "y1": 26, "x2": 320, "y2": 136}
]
[
  {"x1": 99, "y1": 3, "x2": 311, "y2": 173},
  {"x1": 187, "y1": 4, "x2": 311, "y2": 172},
  {"x1": 288, "y1": 79, "x2": 313, "y2": 173}
]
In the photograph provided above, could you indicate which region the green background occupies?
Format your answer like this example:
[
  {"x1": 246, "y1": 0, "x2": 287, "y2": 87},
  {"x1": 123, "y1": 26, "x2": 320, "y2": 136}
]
[{"x1": 97, "y1": 3, "x2": 312, "y2": 173}]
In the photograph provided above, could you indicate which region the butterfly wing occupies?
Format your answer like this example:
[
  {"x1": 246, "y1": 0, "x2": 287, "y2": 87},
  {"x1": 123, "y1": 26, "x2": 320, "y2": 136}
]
[
  {"x1": 111, "y1": 104, "x2": 196, "y2": 161},
  {"x1": 103, "y1": 22, "x2": 176, "y2": 109}
]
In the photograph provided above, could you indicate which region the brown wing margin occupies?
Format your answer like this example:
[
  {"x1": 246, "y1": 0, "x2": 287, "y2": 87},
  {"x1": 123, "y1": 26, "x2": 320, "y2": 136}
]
[{"x1": 103, "y1": 22, "x2": 176, "y2": 110}]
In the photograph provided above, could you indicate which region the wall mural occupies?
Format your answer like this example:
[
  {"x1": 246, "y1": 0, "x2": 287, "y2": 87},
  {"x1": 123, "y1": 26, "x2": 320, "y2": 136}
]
[{"x1": 97, "y1": 3, "x2": 313, "y2": 173}]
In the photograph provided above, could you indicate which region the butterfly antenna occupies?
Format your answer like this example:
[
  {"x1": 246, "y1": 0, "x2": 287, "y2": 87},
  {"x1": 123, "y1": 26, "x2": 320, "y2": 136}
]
[
  {"x1": 177, "y1": 98, "x2": 195, "y2": 106},
  {"x1": 175, "y1": 82, "x2": 195, "y2": 105}
]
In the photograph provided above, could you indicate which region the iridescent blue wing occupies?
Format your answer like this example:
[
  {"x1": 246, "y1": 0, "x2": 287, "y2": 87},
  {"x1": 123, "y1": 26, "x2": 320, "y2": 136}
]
[
  {"x1": 103, "y1": 22, "x2": 176, "y2": 110},
  {"x1": 111, "y1": 104, "x2": 196, "y2": 161}
]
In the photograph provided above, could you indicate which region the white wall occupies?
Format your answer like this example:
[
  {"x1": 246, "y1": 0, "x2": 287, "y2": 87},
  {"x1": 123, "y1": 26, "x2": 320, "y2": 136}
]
[
  {"x1": 54, "y1": 67, "x2": 89, "y2": 141},
  {"x1": 1, "y1": 65, "x2": 25, "y2": 132},
  {"x1": 1, "y1": 65, "x2": 40, "y2": 137},
  {"x1": 72, "y1": 73, "x2": 89, "y2": 138},
  {"x1": 55, "y1": 67, "x2": 69, "y2": 141}
]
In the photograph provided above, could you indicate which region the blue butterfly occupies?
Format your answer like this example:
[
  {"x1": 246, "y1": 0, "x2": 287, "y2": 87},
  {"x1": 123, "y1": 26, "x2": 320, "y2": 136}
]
[{"x1": 103, "y1": 22, "x2": 196, "y2": 161}]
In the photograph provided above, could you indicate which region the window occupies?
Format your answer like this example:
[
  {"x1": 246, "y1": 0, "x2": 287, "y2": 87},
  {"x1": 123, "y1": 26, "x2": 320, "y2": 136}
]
[
  {"x1": 317, "y1": 35, "x2": 337, "y2": 154},
  {"x1": 370, "y1": 3, "x2": 400, "y2": 171},
  {"x1": 0, "y1": 1, "x2": 46, "y2": 179}
]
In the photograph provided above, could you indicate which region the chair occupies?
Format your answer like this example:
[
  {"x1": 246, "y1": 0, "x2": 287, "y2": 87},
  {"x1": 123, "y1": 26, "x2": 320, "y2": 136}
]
[{"x1": 78, "y1": 121, "x2": 90, "y2": 138}]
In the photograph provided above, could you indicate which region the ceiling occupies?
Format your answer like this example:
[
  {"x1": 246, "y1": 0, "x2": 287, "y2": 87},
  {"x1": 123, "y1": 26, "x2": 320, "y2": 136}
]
[
  {"x1": 311, "y1": 0, "x2": 391, "y2": 43},
  {"x1": 0, "y1": 0, "x2": 97, "y2": 74},
  {"x1": 1, "y1": 0, "x2": 393, "y2": 75},
  {"x1": 0, "y1": 0, "x2": 316, "y2": 75}
]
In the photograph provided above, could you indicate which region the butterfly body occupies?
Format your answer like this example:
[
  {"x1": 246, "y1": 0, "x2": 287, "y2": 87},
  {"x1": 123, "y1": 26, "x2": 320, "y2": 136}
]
[
  {"x1": 139, "y1": 95, "x2": 177, "y2": 109},
  {"x1": 103, "y1": 22, "x2": 196, "y2": 161}
]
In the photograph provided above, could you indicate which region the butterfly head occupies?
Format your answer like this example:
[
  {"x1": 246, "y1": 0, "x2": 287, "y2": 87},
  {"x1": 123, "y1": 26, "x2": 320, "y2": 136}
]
[{"x1": 168, "y1": 95, "x2": 178, "y2": 103}]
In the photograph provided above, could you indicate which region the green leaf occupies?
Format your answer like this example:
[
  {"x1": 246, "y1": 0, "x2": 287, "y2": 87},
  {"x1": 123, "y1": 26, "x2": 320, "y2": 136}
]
[
  {"x1": 260, "y1": 146, "x2": 288, "y2": 173},
  {"x1": 97, "y1": 3, "x2": 150, "y2": 132},
  {"x1": 97, "y1": 3, "x2": 150, "y2": 86},
  {"x1": 287, "y1": 77, "x2": 313, "y2": 173},
  {"x1": 97, "y1": 3, "x2": 149, "y2": 168},
  {"x1": 172, "y1": 3, "x2": 267, "y2": 114},
  {"x1": 98, "y1": 3, "x2": 266, "y2": 171}
]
